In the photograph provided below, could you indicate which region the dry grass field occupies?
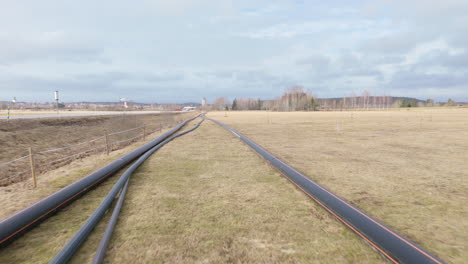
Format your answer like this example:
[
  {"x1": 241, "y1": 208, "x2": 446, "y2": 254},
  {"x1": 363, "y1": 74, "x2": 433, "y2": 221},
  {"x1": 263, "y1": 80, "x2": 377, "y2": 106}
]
[
  {"x1": 0, "y1": 109, "x2": 466, "y2": 263},
  {"x1": 0, "y1": 112, "x2": 191, "y2": 185},
  {"x1": 0, "y1": 124, "x2": 185, "y2": 263},
  {"x1": 1, "y1": 119, "x2": 388, "y2": 263},
  {"x1": 1, "y1": 110, "x2": 109, "y2": 116},
  {"x1": 101, "y1": 120, "x2": 386, "y2": 263},
  {"x1": 208, "y1": 108, "x2": 468, "y2": 263}
]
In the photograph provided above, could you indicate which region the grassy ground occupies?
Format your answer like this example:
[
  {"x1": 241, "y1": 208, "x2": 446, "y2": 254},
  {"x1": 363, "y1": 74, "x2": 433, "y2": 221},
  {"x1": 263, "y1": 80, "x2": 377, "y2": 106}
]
[
  {"x1": 0, "y1": 110, "x2": 168, "y2": 116},
  {"x1": 0, "y1": 123, "x2": 186, "y2": 263},
  {"x1": 0, "y1": 119, "x2": 388, "y2": 263},
  {"x1": 208, "y1": 109, "x2": 468, "y2": 264},
  {"x1": 102, "y1": 120, "x2": 386, "y2": 263},
  {"x1": 1, "y1": 109, "x2": 466, "y2": 263},
  {"x1": 1, "y1": 110, "x2": 105, "y2": 116},
  {"x1": 0, "y1": 124, "x2": 168, "y2": 219},
  {"x1": 0, "y1": 112, "x2": 191, "y2": 185}
]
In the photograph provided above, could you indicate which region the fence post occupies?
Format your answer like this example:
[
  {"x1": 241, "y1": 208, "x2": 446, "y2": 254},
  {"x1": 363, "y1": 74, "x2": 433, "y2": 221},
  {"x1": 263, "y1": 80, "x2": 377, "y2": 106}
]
[
  {"x1": 159, "y1": 122, "x2": 162, "y2": 132},
  {"x1": 28, "y1": 147, "x2": 37, "y2": 188},
  {"x1": 143, "y1": 125, "x2": 146, "y2": 140},
  {"x1": 105, "y1": 131, "x2": 110, "y2": 155}
]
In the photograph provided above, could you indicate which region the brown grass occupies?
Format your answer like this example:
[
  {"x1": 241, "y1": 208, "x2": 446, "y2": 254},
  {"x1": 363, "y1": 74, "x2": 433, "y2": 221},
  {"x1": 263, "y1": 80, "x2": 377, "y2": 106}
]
[
  {"x1": 208, "y1": 109, "x2": 468, "y2": 264},
  {"x1": 0, "y1": 112, "x2": 191, "y2": 185},
  {"x1": 1, "y1": 109, "x2": 466, "y2": 263},
  {"x1": 0, "y1": 119, "x2": 388, "y2": 263},
  {"x1": 0, "y1": 121, "x2": 191, "y2": 263},
  {"x1": 100, "y1": 120, "x2": 386, "y2": 263}
]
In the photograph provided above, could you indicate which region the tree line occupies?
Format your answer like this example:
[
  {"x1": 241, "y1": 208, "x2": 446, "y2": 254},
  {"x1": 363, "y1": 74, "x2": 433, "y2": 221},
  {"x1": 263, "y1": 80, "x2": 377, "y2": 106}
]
[{"x1": 209, "y1": 86, "x2": 461, "y2": 111}]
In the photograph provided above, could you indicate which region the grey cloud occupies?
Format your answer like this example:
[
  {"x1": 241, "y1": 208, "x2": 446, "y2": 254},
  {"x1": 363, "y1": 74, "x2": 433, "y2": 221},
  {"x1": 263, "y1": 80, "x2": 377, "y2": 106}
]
[
  {"x1": 418, "y1": 50, "x2": 468, "y2": 69},
  {"x1": 296, "y1": 54, "x2": 330, "y2": 67},
  {"x1": 1, "y1": 68, "x2": 289, "y2": 102},
  {"x1": 337, "y1": 53, "x2": 358, "y2": 68},
  {"x1": 196, "y1": 69, "x2": 280, "y2": 86},
  {"x1": 73, "y1": 72, "x2": 187, "y2": 88},
  {"x1": 204, "y1": 71, "x2": 235, "y2": 79},
  {"x1": 313, "y1": 53, "x2": 381, "y2": 78},
  {"x1": 447, "y1": 20, "x2": 468, "y2": 47},
  {"x1": 76, "y1": 72, "x2": 132, "y2": 83},
  {"x1": 345, "y1": 68, "x2": 381, "y2": 77},
  {"x1": 237, "y1": 19, "x2": 375, "y2": 39},
  {"x1": 0, "y1": 32, "x2": 108, "y2": 65},
  {"x1": 386, "y1": 71, "x2": 468, "y2": 89},
  {"x1": 0, "y1": 75, "x2": 115, "y2": 102},
  {"x1": 142, "y1": 73, "x2": 185, "y2": 82},
  {"x1": 233, "y1": 70, "x2": 277, "y2": 83},
  {"x1": 364, "y1": 0, "x2": 468, "y2": 51},
  {"x1": 1, "y1": 1, "x2": 467, "y2": 103},
  {"x1": 373, "y1": 0, "x2": 468, "y2": 21},
  {"x1": 372, "y1": 55, "x2": 405, "y2": 65},
  {"x1": 0, "y1": 73, "x2": 185, "y2": 103},
  {"x1": 360, "y1": 32, "x2": 429, "y2": 54}
]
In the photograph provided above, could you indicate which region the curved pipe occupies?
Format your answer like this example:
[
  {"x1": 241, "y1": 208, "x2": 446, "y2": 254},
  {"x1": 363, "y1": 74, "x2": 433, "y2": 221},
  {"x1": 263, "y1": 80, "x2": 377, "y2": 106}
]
[
  {"x1": 91, "y1": 177, "x2": 130, "y2": 264},
  {"x1": 0, "y1": 114, "x2": 200, "y2": 246},
  {"x1": 51, "y1": 117, "x2": 205, "y2": 264},
  {"x1": 208, "y1": 118, "x2": 445, "y2": 264},
  {"x1": 93, "y1": 117, "x2": 205, "y2": 264}
]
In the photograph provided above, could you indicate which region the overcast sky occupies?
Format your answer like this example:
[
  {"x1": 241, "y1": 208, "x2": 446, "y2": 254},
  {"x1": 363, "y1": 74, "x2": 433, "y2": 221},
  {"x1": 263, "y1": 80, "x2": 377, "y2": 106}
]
[{"x1": 1, "y1": 0, "x2": 467, "y2": 103}]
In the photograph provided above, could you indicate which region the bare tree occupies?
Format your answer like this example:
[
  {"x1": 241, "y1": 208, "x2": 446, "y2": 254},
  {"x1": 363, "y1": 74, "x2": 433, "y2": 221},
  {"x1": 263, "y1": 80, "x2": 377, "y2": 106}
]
[
  {"x1": 212, "y1": 97, "x2": 230, "y2": 111},
  {"x1": 281, "y1": 85, "x2": 310, "y2": 111},
  {"x1": 351, "y1": 92, "x2": 356, "y2": 109},
  {"x1": 362, "y1": 90, "x2": 370, "y2": 110}
]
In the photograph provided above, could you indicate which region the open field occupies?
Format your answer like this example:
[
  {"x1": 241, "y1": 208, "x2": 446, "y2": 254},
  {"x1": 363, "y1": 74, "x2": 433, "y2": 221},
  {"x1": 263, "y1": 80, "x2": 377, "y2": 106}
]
[
  {"x1": 1, "y1": 110, "x2": 116, "y2": 116},
  {"x1": 102, "y1": 120, "x2": 390, "y2": 263},
  {"x1": 0, "y1": 151, "x2": 141, "y2": 264},
  {"x1": 0, "y1": 119, "x2": 387, "y2": 263},
  {"x1": 0, "y1": 123, "x2": 191, "y2": 263},
  {"x1": 208, "y1": 109, "x2": 468, "y2": 263},
  {"x1": 0, "y1": 109, "x2": 168, "y2": 115},
  {"x1": 0, "y1": 110, "x2": 170, "y2": 120},
  {"x1": 0, "y1": 109, "x2": 466, "y2": 263},
  {"x1": 0, "y1": 112, "x2": 192, "y2": 185}
]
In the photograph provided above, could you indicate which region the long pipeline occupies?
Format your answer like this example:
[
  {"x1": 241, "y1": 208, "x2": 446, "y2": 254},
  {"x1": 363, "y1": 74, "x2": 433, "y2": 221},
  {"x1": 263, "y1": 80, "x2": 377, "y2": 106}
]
[
  {"x1": 50, "y1": 117, "x2": 205, "y2": 264},
  {"x1": 92, "y1": 117, "x2": 205, "y2": 264},
  {"x1": 208, "y1": 118, "x2": 445, "y2": 264},
  {"x1": 0, "y1": 114, "x2": 200, "y2": 246}
]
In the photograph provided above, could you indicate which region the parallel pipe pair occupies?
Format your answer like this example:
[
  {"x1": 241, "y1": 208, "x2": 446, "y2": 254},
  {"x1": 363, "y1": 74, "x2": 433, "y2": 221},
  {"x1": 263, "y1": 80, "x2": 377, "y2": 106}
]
[{"x1": 0, "y1": 115, "x2": 200, "y2": 246}]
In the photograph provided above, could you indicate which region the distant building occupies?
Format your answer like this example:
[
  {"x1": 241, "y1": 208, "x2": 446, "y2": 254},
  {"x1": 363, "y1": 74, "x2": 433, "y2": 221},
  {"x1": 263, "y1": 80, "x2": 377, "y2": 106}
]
[
  {"x1": 182, "y1": 106, "x2": 196, "y2": 111},
  {"x1": 201, "y1": 97, "x2": 207, "y2": 108}
]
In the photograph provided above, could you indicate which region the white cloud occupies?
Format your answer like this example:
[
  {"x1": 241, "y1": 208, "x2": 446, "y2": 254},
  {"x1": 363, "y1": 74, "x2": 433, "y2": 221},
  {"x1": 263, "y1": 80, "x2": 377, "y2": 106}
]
[
  {"x1": 0, "y1": 32, "x2": 107, "y2": 65},
  {"x1": 0, "y1": 0, "x2": 467, "y2": 102},
  {"x1": 236, "y1": 20, "x2": 378, "y2": 39}
]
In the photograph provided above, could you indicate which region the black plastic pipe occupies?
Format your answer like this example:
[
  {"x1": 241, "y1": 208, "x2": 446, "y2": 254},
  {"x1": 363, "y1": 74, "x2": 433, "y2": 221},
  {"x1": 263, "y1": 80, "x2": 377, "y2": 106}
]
[
  {"x1": 91, "y1": 117, "x2": 205, "y2": 264},
  {"x1": 91, "y1": 177, "x2": 129, "y2": 264},
  {"x1": 0, "y1": 114, "x2": 199, "y2": 246},
  {"x1": 50, "y1": 117, "x2": 205, "y2": 264},
  {"x1": 209, "y1": 118, "x2": 445, "y2": 264}
]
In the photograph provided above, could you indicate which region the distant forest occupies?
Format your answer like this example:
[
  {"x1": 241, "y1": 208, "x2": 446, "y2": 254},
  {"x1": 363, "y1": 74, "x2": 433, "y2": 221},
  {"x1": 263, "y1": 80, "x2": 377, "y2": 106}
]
[{"x1": 211, "y1": 86, "x2": 463, "y2": 111}]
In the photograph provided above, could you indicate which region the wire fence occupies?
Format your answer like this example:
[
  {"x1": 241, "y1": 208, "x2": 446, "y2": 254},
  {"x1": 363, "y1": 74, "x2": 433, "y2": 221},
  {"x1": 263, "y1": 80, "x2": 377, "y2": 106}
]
[
  {"x1": 0, "y1": 118, "x2": 183, "y2": 187},
  {"x1": 36, "y1": 136, "x2": 106, "y2": 154}
]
